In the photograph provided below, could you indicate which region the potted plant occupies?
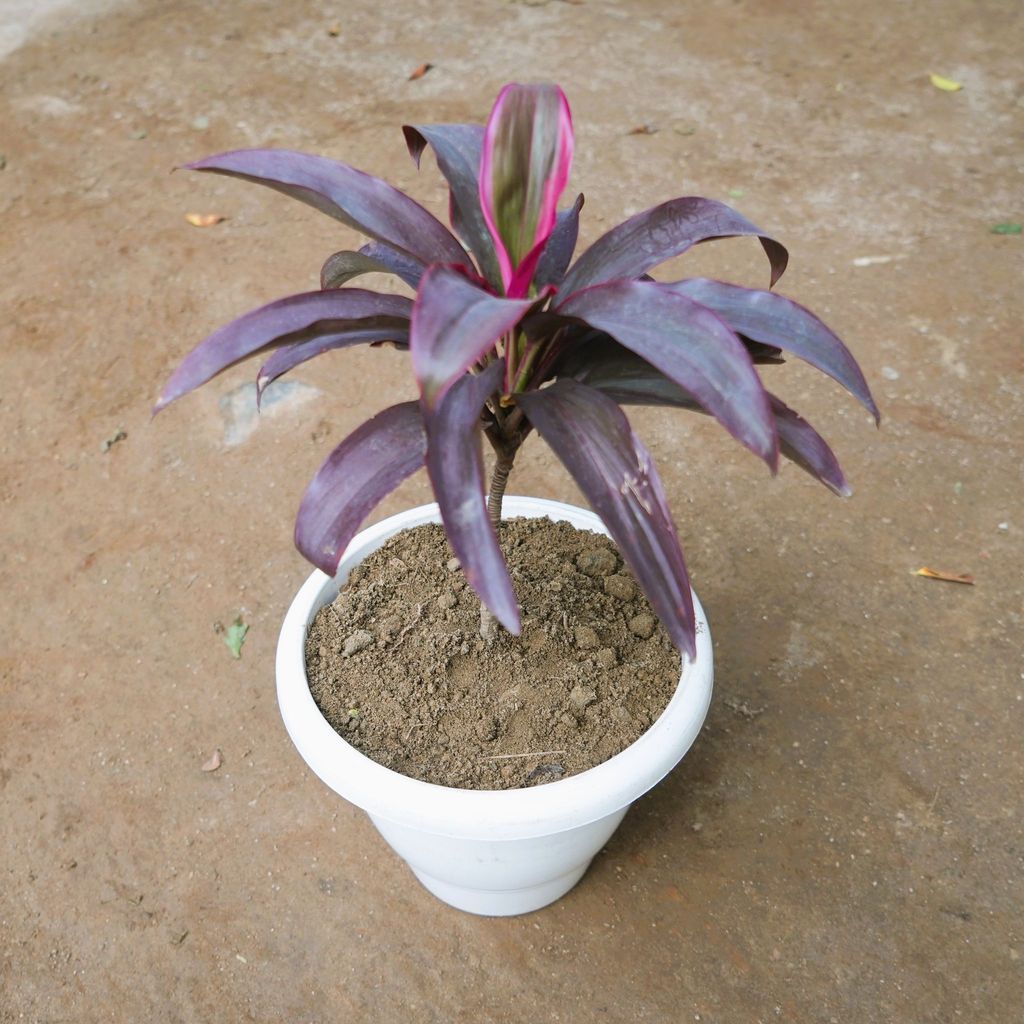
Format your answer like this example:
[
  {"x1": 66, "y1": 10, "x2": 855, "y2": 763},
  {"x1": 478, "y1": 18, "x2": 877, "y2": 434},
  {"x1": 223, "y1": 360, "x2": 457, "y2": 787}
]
[{"x1": 157, "y1": 83, "x2": 876, "y2": 916}]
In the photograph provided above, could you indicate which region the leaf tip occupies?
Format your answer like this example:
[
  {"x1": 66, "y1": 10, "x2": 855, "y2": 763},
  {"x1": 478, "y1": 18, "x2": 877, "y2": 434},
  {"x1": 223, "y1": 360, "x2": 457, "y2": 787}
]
[
  {"x1": 674, "y1": 620, "x2": 697, "y2": 662},
  {"x1": 496, "y1": 602, "x2": 523, "y2": 635},
  {"x1": 152, "y1": 385, "x2": 178, "y2": 415},
  {"x1": 765, "y1": 239, "x2": 789, "y2": 288},
  {"x1": 401, "y1": 125, "x2": 426, "y2": 168}
]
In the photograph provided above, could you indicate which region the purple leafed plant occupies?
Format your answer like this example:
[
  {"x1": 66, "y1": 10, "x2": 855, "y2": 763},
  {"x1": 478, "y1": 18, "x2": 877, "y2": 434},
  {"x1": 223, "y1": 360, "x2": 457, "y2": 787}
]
[{"x1": 156, "y1": 82, "x2": 877, "y2": 660}]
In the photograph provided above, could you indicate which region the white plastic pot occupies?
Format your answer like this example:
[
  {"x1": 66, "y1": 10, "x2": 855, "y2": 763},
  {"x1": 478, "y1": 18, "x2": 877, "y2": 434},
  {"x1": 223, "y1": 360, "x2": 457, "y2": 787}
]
[{"x1": 276, "y1": 496, "x2": 714, "y2": 916}]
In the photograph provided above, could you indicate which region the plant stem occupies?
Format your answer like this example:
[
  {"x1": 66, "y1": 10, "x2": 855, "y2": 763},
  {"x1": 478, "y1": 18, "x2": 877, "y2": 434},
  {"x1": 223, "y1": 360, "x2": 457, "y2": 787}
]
[
  {"x1": 513, "y1": 341, "x2": 541, "y2": 392},
  {"x1": 488, "y1": 451, "x2": 516, "y2": 527}
]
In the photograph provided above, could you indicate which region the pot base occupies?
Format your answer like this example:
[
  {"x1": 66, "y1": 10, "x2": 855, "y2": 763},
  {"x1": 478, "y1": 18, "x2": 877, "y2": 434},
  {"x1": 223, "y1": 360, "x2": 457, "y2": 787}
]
[{"x1": 410, "y1": 862, "x2": 591, "y2": 917}]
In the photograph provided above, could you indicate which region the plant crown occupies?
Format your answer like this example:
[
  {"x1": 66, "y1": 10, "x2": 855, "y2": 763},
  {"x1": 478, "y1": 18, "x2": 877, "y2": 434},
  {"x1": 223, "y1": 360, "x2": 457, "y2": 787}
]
[{"x1": 157, "y1": 83, "x2": 877, "y2": 658}]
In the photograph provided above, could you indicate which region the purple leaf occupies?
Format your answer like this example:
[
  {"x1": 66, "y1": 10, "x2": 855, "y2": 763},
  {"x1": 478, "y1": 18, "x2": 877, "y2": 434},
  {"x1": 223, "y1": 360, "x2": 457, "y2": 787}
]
[
  {"x1": 566, "y1": 340, "x2": 849, "y2": 496},
  {"x1": 186, "y1": 148, "x2": 467, "y2": 267},
  {"x1": 534, "y1": 193, "x2": 584, "y2": 290},
  {"x1": 425, "y1": 359, "x2": 520, "y2": 632},
  {"x1": 155, "y1": 289, "x2": 412, "y2": 411},
  {"x1": 769, "y1": 395, "x2": 851, "y2": 497},
  {"x1": 256, "y1": 324, "x2": 410, "y2": 401},
  {"x1": 410, "y1": 265, "x2": 534, "y2": 408},
  {"x1": 321, "y1": 242, "x2": 423, "y2": 290},
  {"x1": 294, "y1": 403, "x2": 426, "y2": 574},
  {"x1": 560, "y1": 334, "x2": 698, "y2": 403},
  {"x1": 666, "y1": 278, "x2": 879, "y2": 421},
  {"x1": 516, "y1": 379, "x2": 696, "y2": 658},
  {"x1": 560, "y1": 197, "x2": 788, "y2": 295},
  {"x1": 557, "y1": 280, "x2": 778, "y2": 468},
  {"x1": 402, "y1": 123, "x2": 501, "y2": 286},
  {"x1": 479, "y1": 84, "x2": 574, "y2": 295}
]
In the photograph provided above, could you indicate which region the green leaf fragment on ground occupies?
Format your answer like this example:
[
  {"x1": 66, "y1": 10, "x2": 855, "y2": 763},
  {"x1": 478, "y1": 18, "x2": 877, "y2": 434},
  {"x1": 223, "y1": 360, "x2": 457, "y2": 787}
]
[
  {"x1": 224, "y1": 617, "x2": 249, "y2": 659},
  {"x1": 991, "y1": 222, "x2": 1022, "y2": 235}
]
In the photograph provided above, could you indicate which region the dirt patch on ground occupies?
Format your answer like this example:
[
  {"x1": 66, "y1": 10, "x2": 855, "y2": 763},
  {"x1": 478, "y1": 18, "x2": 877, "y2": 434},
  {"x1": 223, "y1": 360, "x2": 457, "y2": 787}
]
[{"x1": 306, "y1": 519, "x2": 681, "y2": 789}]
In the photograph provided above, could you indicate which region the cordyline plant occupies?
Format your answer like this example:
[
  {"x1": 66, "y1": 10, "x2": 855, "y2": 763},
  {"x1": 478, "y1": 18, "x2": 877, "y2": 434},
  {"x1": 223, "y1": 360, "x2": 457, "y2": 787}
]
[{"x1": 156, "y1": 83, "x2": 877, "y2": 661}]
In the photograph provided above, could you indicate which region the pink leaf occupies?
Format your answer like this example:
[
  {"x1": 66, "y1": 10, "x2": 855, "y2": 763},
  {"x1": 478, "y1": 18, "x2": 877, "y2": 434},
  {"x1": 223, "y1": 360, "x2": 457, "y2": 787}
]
[{"x1": 479, "y1": 83, "x2": 574, "y2": 296}]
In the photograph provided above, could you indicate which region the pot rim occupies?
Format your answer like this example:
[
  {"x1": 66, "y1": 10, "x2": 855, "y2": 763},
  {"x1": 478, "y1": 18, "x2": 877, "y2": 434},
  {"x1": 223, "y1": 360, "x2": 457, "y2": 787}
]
[{"x1": 276, "y1": 496, "x2": 714, "y2": 841}]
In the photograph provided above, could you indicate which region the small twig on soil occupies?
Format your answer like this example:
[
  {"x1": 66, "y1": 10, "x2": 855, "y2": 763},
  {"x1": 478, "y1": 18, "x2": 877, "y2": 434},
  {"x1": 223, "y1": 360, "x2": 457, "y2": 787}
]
[
  {"x1": 391, "y1": 603, "x2": 423, "y2": 651},
  {"x1": 483, "y1": 749, "x2": 567, "y2": 761}
]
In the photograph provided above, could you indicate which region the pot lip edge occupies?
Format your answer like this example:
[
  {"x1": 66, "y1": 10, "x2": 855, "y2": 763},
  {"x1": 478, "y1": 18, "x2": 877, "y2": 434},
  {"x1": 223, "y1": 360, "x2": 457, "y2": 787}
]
[{"x1": 276, "y1": 496, "x2": 714, "y2": 839}]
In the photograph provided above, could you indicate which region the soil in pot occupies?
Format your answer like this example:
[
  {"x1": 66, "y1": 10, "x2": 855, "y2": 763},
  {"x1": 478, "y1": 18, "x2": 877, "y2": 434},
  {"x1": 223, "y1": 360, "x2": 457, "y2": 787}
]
[{"x1": 305, "y1": 518, "x2": 681, "y2": 790}]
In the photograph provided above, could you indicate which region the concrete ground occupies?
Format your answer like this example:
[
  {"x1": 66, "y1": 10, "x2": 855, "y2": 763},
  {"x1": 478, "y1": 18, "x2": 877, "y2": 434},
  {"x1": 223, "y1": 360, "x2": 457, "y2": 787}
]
[{"x1": 1, "y1": 0, "x2": 1021, "y2": 1020}]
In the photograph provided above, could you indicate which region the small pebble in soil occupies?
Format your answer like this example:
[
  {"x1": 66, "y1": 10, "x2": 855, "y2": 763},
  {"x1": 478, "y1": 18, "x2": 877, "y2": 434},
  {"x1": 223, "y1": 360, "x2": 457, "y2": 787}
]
[
  {"x1": 629, "y1": 613, "x2": 656, "y2": 639},
  {"x1": 343, "y1": 630, "x2": 374, "y2": 657},
  {"x1": 574, "y1": 624, "x2": 600, "y2": 650},
  {"x1": 604, "y1": 574, "x2": 636, "y2": 601},
  {"x1": 525, "y1": 763, "x2": 565, "y2": 785},
  {"x1": 576, "y1": 547, "x2": 617, "y2": 577},
  {"x1": 570, "y1": 685, "x2": 598, "y2": 711}
]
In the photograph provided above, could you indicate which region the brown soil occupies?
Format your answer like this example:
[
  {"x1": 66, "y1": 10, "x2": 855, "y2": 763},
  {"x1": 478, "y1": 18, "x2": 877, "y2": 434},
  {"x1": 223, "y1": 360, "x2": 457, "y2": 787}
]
[{"x1": 305, "y1": 519, "x2": 681, "y2": 789}]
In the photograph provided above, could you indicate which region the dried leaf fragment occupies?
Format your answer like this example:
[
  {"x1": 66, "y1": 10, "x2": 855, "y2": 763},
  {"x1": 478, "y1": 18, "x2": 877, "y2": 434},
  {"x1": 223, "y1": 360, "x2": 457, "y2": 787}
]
[
  {"x1": 915, "y1": 567, "x2": 975, "y2": 585},
  {"x1": 627, "y1": 123, "x2": 659, "y2": 136},
  {"x1": 201, "y1": 748, "x2": 223, "y2": 772},
  {"x1": 408, "y1": 62, "x2": 433, "y2": 81},
  {"x1": 929, "y1": 73, "x2": 962, "y2": 92},
  {"x1": 185, "y1": 212, "x2": 226, "y2": 228}
]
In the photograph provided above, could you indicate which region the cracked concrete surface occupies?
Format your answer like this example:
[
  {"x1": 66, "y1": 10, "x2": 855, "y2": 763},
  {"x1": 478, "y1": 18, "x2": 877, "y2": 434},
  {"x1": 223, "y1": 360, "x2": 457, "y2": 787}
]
[{"x1": 1, "y1": 0, "x2": 1021, "y2": 1020}]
